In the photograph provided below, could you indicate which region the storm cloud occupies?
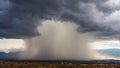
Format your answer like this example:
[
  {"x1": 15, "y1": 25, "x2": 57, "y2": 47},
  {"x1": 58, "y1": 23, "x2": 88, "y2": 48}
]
[
  {"x1": 0, "y1": 0, "x2": 120, "y2": 60},
  {"x1": 0, "y1": 0, "x2": 119, "y2": 39}
]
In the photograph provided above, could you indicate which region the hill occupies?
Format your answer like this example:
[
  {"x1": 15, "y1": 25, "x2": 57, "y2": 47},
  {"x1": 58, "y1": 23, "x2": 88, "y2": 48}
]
[{"x1": 96, "y1": 48, "x2": 120, "y2": 57}]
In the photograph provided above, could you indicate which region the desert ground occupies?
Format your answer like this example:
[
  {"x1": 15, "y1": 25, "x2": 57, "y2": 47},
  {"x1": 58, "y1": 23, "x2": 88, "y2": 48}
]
[{"x1": 0, "y1": 61, "x2": 119, "y2": 68}]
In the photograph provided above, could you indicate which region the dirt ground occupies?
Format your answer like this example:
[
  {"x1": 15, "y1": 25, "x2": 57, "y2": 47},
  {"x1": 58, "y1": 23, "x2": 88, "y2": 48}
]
[{"x1": 0, "y1": 61, "x2": 119, "y2": 68}]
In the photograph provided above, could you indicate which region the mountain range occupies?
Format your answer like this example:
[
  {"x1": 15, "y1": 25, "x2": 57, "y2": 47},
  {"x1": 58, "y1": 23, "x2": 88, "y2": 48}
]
[
  {"x1": 95, "y1": 48, "x2": 120, "y2": 57},
  {"x1": 0, "y1": 48, "x2": 119, "y2": 60}
]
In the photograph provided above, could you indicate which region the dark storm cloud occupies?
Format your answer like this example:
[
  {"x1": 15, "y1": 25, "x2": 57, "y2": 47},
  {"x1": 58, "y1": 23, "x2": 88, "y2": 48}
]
[{"x1": 0, "y1": 0, "x2": 119, "y2": 39}]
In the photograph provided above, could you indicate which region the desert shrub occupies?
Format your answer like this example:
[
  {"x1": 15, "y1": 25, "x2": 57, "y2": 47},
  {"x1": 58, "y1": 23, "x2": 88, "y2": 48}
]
[
  {"x1": 10, "y1": 64, "x2": 14, "y2": 67},
  {"x1": 19, "y1": 66, "x2": 24, "y2": 68}
]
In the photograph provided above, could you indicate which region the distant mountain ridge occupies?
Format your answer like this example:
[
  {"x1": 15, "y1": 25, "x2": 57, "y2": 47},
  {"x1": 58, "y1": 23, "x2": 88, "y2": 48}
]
[
  {"x1": 0, "y1": 49, "x2": 119, "y2": 60},
  {"x1": 0, "y1": 52, "x2": 18, "y2": 60},
  {"x1": 96, "y1": 48, "x2": 120, "y2": 57}
]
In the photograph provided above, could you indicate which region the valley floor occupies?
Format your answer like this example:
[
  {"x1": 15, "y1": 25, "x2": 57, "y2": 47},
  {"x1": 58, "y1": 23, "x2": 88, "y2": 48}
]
[{"x1": 0, "y1": 61, "x2": 119, "y2": 68}]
